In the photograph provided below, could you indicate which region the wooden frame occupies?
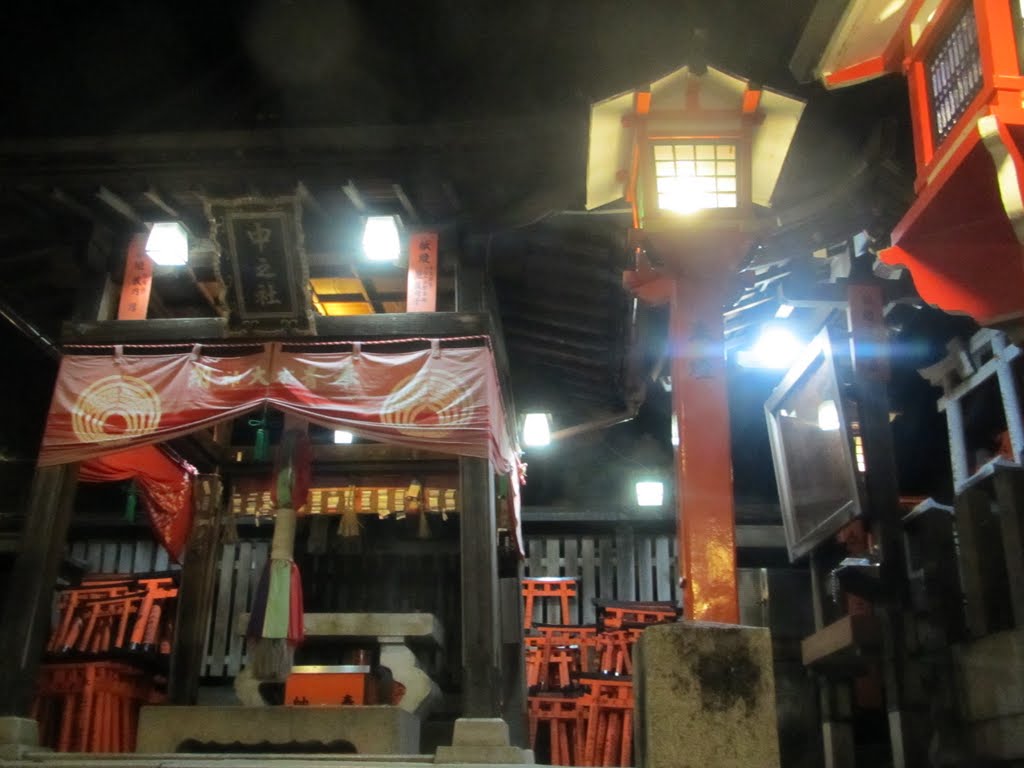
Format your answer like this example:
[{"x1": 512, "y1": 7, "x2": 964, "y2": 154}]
[{"x1": 765, "y1": 326, "x2": 867, "y2": 561}]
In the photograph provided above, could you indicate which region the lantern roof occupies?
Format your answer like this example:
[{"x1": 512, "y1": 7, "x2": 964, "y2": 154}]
[
  {"x1": 586, "y1": 65, "x2": 805, "y2": 211},
  {"x1": 791, "y1": 0, "x2": 915, "y2": 88}
]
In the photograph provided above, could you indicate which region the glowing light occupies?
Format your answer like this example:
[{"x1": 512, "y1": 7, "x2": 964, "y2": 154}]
[
  {"x1": 522, "y1": 412, "x2": 551, "y2": 447},
  {"x1": 775, "y1": 303, "x2": 795, "y2": 319},
  {"x1": 145, "y1": 222, "x2": 189, "y2": 266},
  {"x1": 653, "y1": 142, "x2": 738, "y2": 213},
  {"x1": 333, "y1": 430, "x2": 354, "y2": 444},
  {"x1": 635, "y1": 481, "x2": 664, "y2": 507},
  {"x1": 658, "y1": 174, "x2": 709, "y2": 214},
  {"x1": 671, "y1": 413, "x2": 679, "y2": 447},
  {"x1": 741, "y1": 326, "x2": 803, "y2": 369},
  {"x1": 362, "y1": 215, "x2": 401, "y2": 262},
  {"x1": 818, "y1": 401, "x2": 841, "y2": 431}
]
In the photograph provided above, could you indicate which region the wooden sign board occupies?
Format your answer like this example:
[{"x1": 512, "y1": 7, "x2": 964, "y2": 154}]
[
  {"x1": 204, "y1": 193, "x2": 314, "y2": 334},
  {"x1": 406, "y1": 232, "x2": 438, "y2": 312},
  {"x1": 117, "y1": 235, "x2": 153, "y2": 320}
]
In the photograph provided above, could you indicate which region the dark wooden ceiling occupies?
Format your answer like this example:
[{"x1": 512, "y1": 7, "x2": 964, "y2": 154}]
[{"x1": 0, "y1": 0, "x2": 954, "y2": 507}]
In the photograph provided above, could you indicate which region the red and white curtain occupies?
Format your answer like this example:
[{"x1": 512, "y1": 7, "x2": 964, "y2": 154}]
[{"x1": 41, "y1": 339, "x2": 523, "y2": 553}]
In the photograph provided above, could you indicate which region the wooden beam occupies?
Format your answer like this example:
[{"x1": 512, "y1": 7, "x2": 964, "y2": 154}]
[
  {"x1": 228, "y1": 443, "x2": 457, "y2": 466},
  {"x1": 801, "y1": 614, "x2": 882, "y2": 671},
  {"x1": 523, "y1": 358, "x2": 612, "y2": 383},
  {"x1": 507, "y1": 340, "x2": 608, "y2": 369},
  {"x1": 342, "y1": 181, "x2": 368, "y2": 213},
  {"x1": 143, "y1": 188, "x2": 180, "y2": 219},
  {"x1": 459, "y1": 457, "x2": 500, "y2": 716},
  {"x1": 392, "y1": 183, "x2": 421, "y2": 225},
  {"x1": 504, "y1": 327, "x2": 610, "y2": 354},
  {"x1": 96, "y1": 186, "x2": 145, "y2": 226},
  {"x1": 62, "y1": 317, "x2": 229, "y2": 344},
  {"x1": 498, "y1": 295, "x2": 612, "y2": 322},
  {"x1": 356, "y1": 274, "x2": 387, "y2": 314},
  {"x1": 61, "y1": 312, "x2": 491, "y2": 344},
  {"x1": 316, "y1": 312, "x2": 488, "y2": 340},
  {"x1": 0, "y1": 463, "x2": 80, "y2": 716},
  {"x1": 501, "y1": 310, "x2": 611, "y2": 337}
]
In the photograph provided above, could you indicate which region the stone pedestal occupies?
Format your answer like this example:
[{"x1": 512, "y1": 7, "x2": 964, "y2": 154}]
[
  {"x1": 137, "y1": 705, "x2": 419, "y2": 754},
  {"x1": 0, "y1": 717, "x2": 40, "y2": 759},
  {"x1": 238, "y1": 612, "x2": 443, "y2": 716},
  {"x1": 954, "y1": 628, "x2": 1024, "y2": 760},
  {"x1": 634, "y1": 621, "x2": 780, "y2": 768},
  {"x1": 379, "y1": 636, "x2": 440, "y2": 717},
  {"x1": 434, "y1": 718, "x2": 535, "y2": 764}
]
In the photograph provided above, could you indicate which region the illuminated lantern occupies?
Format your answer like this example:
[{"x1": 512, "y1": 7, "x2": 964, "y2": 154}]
[
  {"x1": 796, "y1": 0, "x2": 1024, "y2": 330},
  {"x1": 586, "y1": 65, "x2": 805, "y2": 622}
]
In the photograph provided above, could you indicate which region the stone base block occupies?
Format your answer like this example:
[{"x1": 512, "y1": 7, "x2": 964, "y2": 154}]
[
  {"x1": 635, "y1": 621, "x2": 780, "y2": 768},
  {"x1": 137, "y1": 705, "x2": 419, "y2": 754},
  {"x1": 0, "y1": 717, "x2": 39, "y2": 759},
  {"x1": 954, "y1": 628, "x2": 1024, "y2": 760},
  {"x1": 434, "y1": 717, "x2": 535, "y2": 764}
]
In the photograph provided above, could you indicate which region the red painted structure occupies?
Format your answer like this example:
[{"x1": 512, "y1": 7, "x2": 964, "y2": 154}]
[
  {"x1": 812, "y1": 0, "x2": 1024, "y2": 326},
  {"x1": 588, "y1": 66, "x2": 804, "y2": 623}
]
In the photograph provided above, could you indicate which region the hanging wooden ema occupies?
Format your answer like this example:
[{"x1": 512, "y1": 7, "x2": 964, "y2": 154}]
[{"x1": 117, "y1": 235, "x2": 153, "y2": 320}]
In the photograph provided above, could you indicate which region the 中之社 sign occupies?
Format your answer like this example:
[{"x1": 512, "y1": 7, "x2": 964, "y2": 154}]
[{"x1": 204, "y1": 191, "x2": 314, "y2": 334}]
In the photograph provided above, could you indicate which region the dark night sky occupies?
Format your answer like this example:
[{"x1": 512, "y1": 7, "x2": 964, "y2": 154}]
[{"x1": 2, "y1": 0, "x2": 823, "y2": 134}]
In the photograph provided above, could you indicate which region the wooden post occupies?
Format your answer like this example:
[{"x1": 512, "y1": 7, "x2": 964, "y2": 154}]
[
  {"x1": 167, "y1": 474, "x2": 225, "y2": 704},
  {"x1": 810, "y1": 552, "x2": 856, "y2": 768},
  {"x1": 500, "y1": 568, "x2": 528, "y2": 747},
  {"x1": 848, "y1": 280, "x2": 927, "y2": 768},
  {"x1": 0, "y1": 463, "x2": 80, "y2": 716},
  {"x1": 668, "y1": 275, "x2": 739, "y2": 622},
  {"x1": 459, "y1": 457, "x2": 500, "y2": 717}
]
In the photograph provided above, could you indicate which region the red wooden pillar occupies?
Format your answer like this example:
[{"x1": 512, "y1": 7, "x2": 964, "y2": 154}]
[
  {"x1": 628, "y1": 228, "x2": 751, "y2": 624},
  {"x1": 669, "y1": 272, "x2": 738, "y2": 623}
]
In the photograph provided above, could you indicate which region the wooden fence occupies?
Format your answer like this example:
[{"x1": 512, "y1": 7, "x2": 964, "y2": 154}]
[
  {"x1": 67, "y1": 539, "x2": 178, "y2": 576},
  {"x1": 523, "y1": 533, "x2": 679, "y2": 625},
  {"x1": 67, "y1": 531, "x2": 738, "y2": 679}
]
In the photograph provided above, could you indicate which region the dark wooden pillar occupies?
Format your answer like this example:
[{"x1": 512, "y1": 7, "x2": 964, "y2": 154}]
[
  {"x1": 809, "y1": 552, "x2": 855, "y2": 768},
  {"x1": 0, "y1": 463, "x2": 79, "y2": 716},
  {"x1": 500, "y1": 567, "x2": 528, "y2": 747},
  {"x1": 168, "y1": 474, "x2": 225, "y2": 704},
  {"x1": 849, "y1": 280, "x2": 927, "y2": 768},
  {"x1": 459, "y1": 457, "x2": 500, "y2": 717}
]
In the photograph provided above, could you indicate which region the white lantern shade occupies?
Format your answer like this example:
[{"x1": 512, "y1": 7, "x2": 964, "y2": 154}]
[
  {"x1": 362, "y1": 215, "x2": 402, "y2": 263},
  {"x1": 145, "y1": 222, "x2": 189, "y2": 266},
  {"x1": 635, "y1": 480, "x2": 665, "y2": 507}
]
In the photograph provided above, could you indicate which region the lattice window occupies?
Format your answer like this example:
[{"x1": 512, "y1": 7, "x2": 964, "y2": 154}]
[
  {"x1": 1012, "y1": 0, "x2": 1024, "y2": 75},
  {"x1": 926, "y1": 3, "x2": 983, "y2": 146},
  {"x1": 653, "y1": 141, "x2": 738, "y2": 213}
]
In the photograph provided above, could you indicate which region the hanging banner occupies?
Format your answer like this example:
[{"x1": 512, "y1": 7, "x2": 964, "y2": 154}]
[
  {"x1": 39, "y1": 340, "x2": 523, "y2": 551},
  {"x1": 80, "y1": 445, "x2": 195, "y2": 561},
  {"x1": 116, "y1": 235, "x2": 153, "y2": 320},
  {"x1": 406, "y1": 232, "x2": 438, "y2": 312}
]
